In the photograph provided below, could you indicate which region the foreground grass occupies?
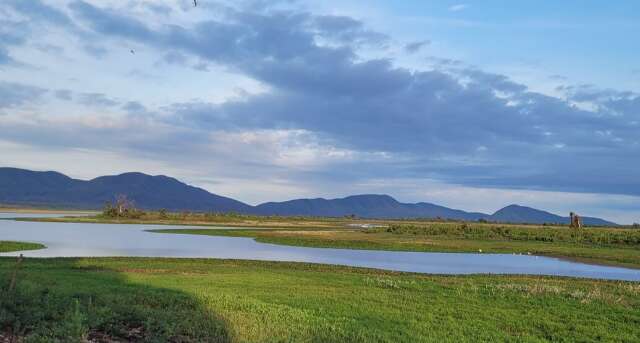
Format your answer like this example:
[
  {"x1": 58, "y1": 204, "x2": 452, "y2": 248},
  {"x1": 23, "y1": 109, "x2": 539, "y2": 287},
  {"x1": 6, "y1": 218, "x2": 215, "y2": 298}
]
[
  {"x1": 154, "y1": 224, "x2": 640, "y2": 269},
  {"x1": 1, "y1": 257, "x2": 639, "y2": 342},
  {"x1": 0, "y1": 241, "x2": 45, "y2": 253}
]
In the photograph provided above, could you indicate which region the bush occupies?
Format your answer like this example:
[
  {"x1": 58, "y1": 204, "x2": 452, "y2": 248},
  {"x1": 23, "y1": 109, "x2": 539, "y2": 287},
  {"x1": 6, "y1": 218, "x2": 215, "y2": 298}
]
[{"x1": 101, "y1": 195, "x2": 145, "y2": 219}]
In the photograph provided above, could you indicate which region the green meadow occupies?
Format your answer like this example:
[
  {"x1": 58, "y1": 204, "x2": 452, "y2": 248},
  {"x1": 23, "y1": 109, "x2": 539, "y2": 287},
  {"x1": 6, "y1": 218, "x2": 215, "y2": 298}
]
[{"x1": 2, "y1": 255, "x2": 640, "y2": 342}]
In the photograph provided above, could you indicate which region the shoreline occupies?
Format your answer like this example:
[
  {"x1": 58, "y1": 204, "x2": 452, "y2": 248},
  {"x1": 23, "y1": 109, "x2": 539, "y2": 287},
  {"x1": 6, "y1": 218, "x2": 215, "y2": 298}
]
[{"x1": 9, "y1": 215, "x2": 640, "y2": 270}]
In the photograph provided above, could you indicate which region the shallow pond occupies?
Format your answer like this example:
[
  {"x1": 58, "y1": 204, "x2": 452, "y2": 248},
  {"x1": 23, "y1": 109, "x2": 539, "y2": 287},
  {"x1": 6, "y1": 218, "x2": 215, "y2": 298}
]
[{"x1": 1, "y1": 213, "x2": 639, "y2": 281}]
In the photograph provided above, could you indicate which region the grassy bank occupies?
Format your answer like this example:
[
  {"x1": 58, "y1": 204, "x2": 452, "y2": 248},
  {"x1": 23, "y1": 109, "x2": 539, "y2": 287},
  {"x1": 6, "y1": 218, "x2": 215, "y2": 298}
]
[
  {"x1": 21, "y1": 212, "x2": 351, "y2": 229},
  {"x1": 153, "y1": 223, "x2": 640, "y2": 269},
  {"x1": 0, "y1": 206, "x2": 97, "y2": 215},
  {"x1": 1, "y1": 257, "x2": 639, "y2": 342},
  {"x1": 0, "y1": 241, "x2": 45, "y2": 253}
]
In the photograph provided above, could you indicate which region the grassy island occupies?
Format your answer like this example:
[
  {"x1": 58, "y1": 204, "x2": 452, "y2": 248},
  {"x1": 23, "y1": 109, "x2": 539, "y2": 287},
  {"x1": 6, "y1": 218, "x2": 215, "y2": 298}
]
[{"x1": 0, "y1": 241, "x2": 45, "y2": 253}]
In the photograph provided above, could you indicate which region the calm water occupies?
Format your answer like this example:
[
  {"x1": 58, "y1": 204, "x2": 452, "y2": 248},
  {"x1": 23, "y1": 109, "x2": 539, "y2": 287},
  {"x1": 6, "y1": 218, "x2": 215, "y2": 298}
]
[{"x1": 1, "y1": 213, "x2": 639, "y2": 281}]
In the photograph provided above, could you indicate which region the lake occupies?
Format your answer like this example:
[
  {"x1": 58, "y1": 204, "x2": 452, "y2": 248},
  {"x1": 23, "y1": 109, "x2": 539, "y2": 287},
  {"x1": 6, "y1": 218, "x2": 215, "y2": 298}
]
[{"x1": 1, "y1": 213, "x2": 639, "y2": 281}]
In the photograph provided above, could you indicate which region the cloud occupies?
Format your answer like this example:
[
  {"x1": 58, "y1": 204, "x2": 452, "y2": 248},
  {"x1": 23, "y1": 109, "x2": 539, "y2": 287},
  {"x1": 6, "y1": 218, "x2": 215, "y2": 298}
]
[
  {"x1": 0, "y1": 0, "x2": 639, "y2": 207},
  {"x1": 404, "y1": 40, "x2": 431, "y2": 54},
  {"x1": 54, "y1": 89, "x2": 73, "y2": 101},
  {"x1": 4, "y1": 0, "x2": 72, "y2": 27},
  {"x1": 312, "y1": 15, "x2": 389, "y2": 46},
  {"x1": 449, "y1": 4, "x2": 469, "y2": 12},
  {"x1": 0, "y1": 47, "x2": 13, "y2": 65},
  {"x1": 0, "y1": 17, "x2": 30, "y2": 65},
  {"x1": 161, "y1": 51, "x2": 188, "y2": 65},
  {"x1": 0, "y1": 81, "x2": 47, "y2": 110},
  {"x1": 78, "y1": 93, "x2": 119, "y2": 107},
  {"x1": 549, "y1": 74, "x2": 568, "y2": 81},
  {"x1": 83, "y1": 44, "x2": 108, "y2": 58},
  {"x1": 425, "y1": 56, "x2": 464, "y2": 68}
]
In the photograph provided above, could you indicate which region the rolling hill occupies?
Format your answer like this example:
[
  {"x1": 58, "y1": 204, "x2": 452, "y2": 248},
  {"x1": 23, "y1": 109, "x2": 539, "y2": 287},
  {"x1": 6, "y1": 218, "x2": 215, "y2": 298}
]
[
  {"x1": 487, "y1": 204, "x2": 615, "y2": 226},
  {"x1": 0, "y1": 167, "x2": 251, "y2": 212},
  {"x1": 0, "y1": 167, "x2": 617, "y2": 225}
]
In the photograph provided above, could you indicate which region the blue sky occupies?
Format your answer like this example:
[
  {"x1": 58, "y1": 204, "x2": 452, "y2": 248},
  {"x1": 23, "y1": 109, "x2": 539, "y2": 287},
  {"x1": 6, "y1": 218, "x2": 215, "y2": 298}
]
[{"x1": 0, "y1": 0, "x2": 639, "y2": 223}]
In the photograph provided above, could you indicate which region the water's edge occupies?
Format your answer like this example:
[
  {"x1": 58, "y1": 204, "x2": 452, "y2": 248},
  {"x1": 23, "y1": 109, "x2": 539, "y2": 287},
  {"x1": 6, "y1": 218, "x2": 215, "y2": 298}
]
[{"x1": 1, "y1": 214, "x2": 639, "y2": 281}]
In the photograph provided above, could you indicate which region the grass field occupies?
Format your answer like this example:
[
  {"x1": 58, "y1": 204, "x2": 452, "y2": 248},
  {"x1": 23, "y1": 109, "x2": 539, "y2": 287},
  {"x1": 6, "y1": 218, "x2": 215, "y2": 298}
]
[
  {"x1": 1, "y1": 256, "x2": 640, "y2": 342},
  {"x1": 153, "y1": 222, "x2": 640, "y2": 269},
  {"x1": 0, "y1": 241, "x2": 45, "y2": 253}
]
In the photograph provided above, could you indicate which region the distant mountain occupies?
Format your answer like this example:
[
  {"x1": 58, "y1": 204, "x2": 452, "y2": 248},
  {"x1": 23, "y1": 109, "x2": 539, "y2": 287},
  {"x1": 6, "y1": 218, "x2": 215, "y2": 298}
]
[
  {"x1": 0, "y1": 167, "x2": 251, "y2": 212},
  {"x1": 0, "y1": 167, "x2": 617, "y2": 225},
  {"x1": 486, "y1": 204, "x2": 616, "y2": 226},
  {"x1": 255, "y1": 194, "x2": 486, "y2": 220}
]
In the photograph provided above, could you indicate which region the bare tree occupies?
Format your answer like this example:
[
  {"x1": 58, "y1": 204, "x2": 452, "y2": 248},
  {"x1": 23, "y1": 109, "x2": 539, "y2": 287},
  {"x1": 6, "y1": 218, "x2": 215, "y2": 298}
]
[
  {"x1": 569, "y1": 212, "x2": 583, "y2": 229},
  {"x1": 115, "y1": 194, "x2": 135, "y2": 216}
]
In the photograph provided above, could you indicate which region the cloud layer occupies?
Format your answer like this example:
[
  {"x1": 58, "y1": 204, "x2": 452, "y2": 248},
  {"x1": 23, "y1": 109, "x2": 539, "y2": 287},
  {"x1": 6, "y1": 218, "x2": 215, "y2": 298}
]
[{"x1": 0, "y1": 0, "x2": 639, "y2": 221}]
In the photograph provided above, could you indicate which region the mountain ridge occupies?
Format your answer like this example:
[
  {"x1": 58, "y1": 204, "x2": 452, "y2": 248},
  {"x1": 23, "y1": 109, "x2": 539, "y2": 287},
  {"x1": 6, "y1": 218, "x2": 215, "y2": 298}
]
[{"x1": 0, "y1": 167, "x2": 617, "y2": 225}]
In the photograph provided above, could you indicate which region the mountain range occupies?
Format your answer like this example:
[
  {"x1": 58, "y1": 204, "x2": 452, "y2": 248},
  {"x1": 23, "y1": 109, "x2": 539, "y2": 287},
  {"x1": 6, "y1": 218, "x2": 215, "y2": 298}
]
[{"x1": 0, "y1": 167, "x2": 616, "y2": 226}]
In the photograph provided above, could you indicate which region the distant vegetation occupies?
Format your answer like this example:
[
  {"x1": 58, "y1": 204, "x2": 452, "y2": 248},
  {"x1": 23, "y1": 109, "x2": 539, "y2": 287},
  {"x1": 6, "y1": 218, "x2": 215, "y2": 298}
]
[
  {"x1": 155, "y1": 221, "x2": 640, "y2": 269},
  {"x1": 64, "y1": 205, "x2": 355, "y2": 229},
  {"x1": 2, "y1": 258, "x2": 639, "y2": 342},
  {"x1": 99, "y1": 206, "x2": 337, "y2": 223},
  {"x1": 381, "y1": 222, "x2": 640, "y2": 246}
]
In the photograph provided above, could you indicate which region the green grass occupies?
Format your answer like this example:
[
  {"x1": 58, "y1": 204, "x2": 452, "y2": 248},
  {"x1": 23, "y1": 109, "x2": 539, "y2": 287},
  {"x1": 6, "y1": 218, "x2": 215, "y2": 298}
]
[
  {"x1": 0, "y1": 241, "x2": 45, "y2": 253},
  {"x1": 152, "y1": 224, "x2": 640, "y2": 269},
  {"x1": 21, "y1": 213, "x2": 349, "y2": 230},
  {"x1": 1, "y1": 257, "x2": 639, "y2": 342}
]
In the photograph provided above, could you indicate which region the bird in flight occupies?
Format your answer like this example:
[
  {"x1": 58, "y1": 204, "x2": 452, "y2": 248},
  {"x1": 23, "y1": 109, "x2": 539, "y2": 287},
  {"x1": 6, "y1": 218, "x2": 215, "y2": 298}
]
[{"x1": 130, "y1": 49, "x2": 135, "y2": 54}]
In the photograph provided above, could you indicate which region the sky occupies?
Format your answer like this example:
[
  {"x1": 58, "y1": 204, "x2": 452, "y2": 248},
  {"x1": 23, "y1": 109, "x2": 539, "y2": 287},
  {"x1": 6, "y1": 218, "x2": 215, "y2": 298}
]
[{"x1": 0, "y1": 0, "x2": 639, "y2": 223}]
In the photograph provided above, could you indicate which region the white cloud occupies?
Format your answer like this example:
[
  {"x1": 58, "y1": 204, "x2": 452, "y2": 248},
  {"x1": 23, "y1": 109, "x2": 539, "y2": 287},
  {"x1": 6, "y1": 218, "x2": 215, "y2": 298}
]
[{"x1": 449, "y1": 4, "x2": 469, "y2": 12}]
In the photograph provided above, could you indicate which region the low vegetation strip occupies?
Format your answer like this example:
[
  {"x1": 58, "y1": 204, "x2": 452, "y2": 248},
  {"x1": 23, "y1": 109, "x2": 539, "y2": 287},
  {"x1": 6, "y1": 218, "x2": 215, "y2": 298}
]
[
  {"x1": 22, "y1": 212, "x2": 350, "y2": 229},
  {"x1": 0, "y1": 241, "x2": 45, "y2": 253},
  {"x1": 1, "y1": 257, "x2": 639, "y2": 342},
  {"x1": 153, "y1": 226, "x2": 640, "y2": 269},
  {"x1": 380, "y1": 222, "x2": 640, "y2": 246}
]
